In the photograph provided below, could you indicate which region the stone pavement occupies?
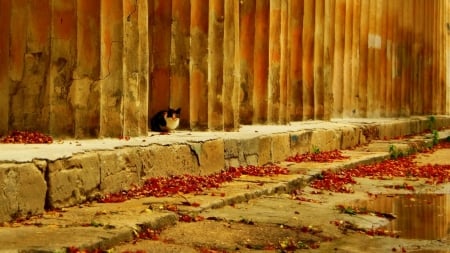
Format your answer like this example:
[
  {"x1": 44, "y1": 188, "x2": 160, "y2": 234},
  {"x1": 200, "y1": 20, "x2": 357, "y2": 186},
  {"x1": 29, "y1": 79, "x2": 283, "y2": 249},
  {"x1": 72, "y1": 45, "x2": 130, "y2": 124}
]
[{"x1": 0, "y1": 117, "x2": 450, "y2": 252}]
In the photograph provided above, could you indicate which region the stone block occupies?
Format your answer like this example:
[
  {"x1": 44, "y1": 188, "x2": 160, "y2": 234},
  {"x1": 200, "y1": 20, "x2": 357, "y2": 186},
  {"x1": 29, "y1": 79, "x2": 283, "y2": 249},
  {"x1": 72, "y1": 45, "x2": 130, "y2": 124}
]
[
  {"x1": 310, "y1": 129, "x2": 340, "y2": 152},
  {"x1": 289, "y1": 130, "x2": 313, "y2": 155},
  {"x1": 0, "y1": 163, "x2": 46, "y2": 223},
  {"x1": 238, "y1": 137, "x2": 261, "y2": 166},
  {"x1": 223, "y1": 138, "x2": 239, "y2": 159},
  {"x1": 340, "y1": 125, "x2": 360, "y2": 149},
  {"x1": 189, "y1": 139, "x2": 225, "y2": 175},
  {"x1": 98, "y1": 148, "x2": 143, "y2": 194},
  {"x1": 47, "y1": 153, "x2": 100, "y2": 208},
  {"x1": 271, "y1": 133, "x2": 290, "y2": 162},
  {"x1": 256, "y1": 136, "x2": 272, "y2": 165},
  {"x1": 140, "y1": 144, "x2": 198, "y2": 177}
]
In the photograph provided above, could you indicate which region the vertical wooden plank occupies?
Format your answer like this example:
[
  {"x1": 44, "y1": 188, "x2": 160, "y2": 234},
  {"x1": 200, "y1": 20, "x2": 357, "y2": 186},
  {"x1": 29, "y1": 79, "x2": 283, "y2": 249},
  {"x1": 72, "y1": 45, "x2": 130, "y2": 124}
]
[
  {"x1": 50, "y1": 0, "x2": 77, "y2": 136},
  {"x1": 223, "y1": 0, "x2": 238, "y2": 130},
  {"x1": 323, "y1": 0, "x2": 335, "y2": 120},
  {"x1": 313, "y1": 0, "x2": 324, "y2": 119},
  {"x1": 378, "y1": 0, "x2": 387, "y2": 116},
  {"x1": 208, "y1": 0, "x2": 224, "y2": 130},
  {"x1": 446, "y1": 0, "x2": 450, "y2": 114},
  {"x1": 391, "y1": 0, "x2": 401, "y2": 116},
  {"x1": 350, "y1": 0, "x2": 360, "y2": 117},
  {"x1": 411, "y1": 0, "x2": 423, "y2": 115},
  {"x1": 149, "y1": 0, "x2": 171, "y2": 119},
  {"x1": 74, "y1": 0, "x2": 101, "y2": 137},
  {"x1": 372, "y1": 0, "x2": 383, "y2": 117},
  {"x1": 439, "y1": 0, "x2": 447, "y2": 114},
  {"x1": 23, "y1": 0, "x2": 51, "y2": 131},
  {"x1": 430, "y1": 1, "x2": 437, "y2": 114},
  {"x1": 171, "y1": 0, "x2": 190, "y2": 128},
  {"x1": 137, "y1": 0, "x2": 149, "y2": 134},
  {"x1": 232, "y1": 0, "x2": 240, "y2": 128},
  {"x1": 433, "y1": 1, "x2": 442, "y2": 114},
  {"x1": 423, "y1": 1, "x2": 432, "y2": 114},
  {"x1": 253, "y1": 0, "x2": 269, "y2": 123},
  {"x1": 401, "y1": 0, "x2": 412, "y2": 116},
  {"x1": 384, "y1": 0, "x2": 394, "y2": 116},
  {"x1": 358, "y1": 0, "x2": 369, "y2": 117},
  {"x1": 343, "y1": 0, "x2": 353, "y2": 117},
  {"x1": 332, "y1": 0, "x2": 345, "y2": 117},
  {"x1": 238, "y1": 0, "x2": 255, "y2": 124},
  {"x1": 268, "y1": 0, "x2": 281, "y2": 123},
  {"x1": 302, "y1": 0, "x2": 314, "y2": 120},
  {"x1": 366, "y1": 0, "x2": 376, "y2": 117},
  {"x1": 287, "y1": 0, "x2": 303, "y2": 121},
  {"x1": 279, "y1": 0, "x2": 288, "y2": 123},
  {"x1": 190, "y1": 0, "x2": 209, "y2": 130},
  {"x1": 100, "y1": 0, "x2": 123, "y2": 137},
  {"x1": 122, "y1": 0, "x2": 145, "y2": 136},
  {"x1": 0, "y1": 0, "x2": 11, "y2": 134}
]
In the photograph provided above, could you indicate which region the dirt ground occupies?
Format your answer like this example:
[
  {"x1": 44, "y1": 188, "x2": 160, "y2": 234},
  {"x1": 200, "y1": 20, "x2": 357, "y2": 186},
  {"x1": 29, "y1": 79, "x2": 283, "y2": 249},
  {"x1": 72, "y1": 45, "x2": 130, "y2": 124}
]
[{"x1": 113, "y1": 148, "x2": 450, "y2": 253}]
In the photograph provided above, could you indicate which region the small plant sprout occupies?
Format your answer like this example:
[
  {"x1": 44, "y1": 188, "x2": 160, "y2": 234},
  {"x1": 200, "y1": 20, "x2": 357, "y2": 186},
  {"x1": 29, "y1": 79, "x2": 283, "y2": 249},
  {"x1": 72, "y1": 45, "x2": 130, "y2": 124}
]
[
  {"x1": 432, "y1": 129, "x2": 439, "y2": 146},
  {"x1": 428, "y1": 115, "x2": 436, "y2": 131},
  {"x1": 388, "y1": 144, "x2": 404, "y2": 160},
  {"x1": 312, "y1": 145, "x2": 321, "y2": 154}
]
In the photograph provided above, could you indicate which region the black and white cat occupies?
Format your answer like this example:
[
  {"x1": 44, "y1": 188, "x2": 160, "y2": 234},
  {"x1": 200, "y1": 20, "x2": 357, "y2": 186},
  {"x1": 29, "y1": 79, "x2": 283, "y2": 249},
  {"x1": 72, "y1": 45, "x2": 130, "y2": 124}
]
[{"x1": 150, "y1": 108, "x2": 181, "y2": 132}]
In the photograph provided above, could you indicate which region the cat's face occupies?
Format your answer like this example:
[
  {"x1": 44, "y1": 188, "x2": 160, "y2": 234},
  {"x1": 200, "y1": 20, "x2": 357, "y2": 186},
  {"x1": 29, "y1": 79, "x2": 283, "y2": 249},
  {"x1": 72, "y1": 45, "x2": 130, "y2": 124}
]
[
  {"x1": 166, "y1": 108, "x2": 181, "y2": 119},
  {"x1": 164, "y1": 108, "x2": 181, "y2": 130}
]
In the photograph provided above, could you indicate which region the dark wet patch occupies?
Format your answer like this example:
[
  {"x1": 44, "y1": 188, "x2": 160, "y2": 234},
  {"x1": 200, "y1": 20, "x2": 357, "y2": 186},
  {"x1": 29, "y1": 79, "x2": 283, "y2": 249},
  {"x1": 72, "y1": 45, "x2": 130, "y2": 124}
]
[{"x1": 347, "y1": 194, "x2": 450, "y2": 240}]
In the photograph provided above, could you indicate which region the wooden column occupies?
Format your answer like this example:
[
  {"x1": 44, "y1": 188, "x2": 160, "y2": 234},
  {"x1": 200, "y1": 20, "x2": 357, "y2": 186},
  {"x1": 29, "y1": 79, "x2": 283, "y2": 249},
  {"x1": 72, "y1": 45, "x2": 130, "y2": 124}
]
[
  {"x1": 279, "y1": 0, "x2": 288, "y2": 123},
  {"x1": 223, "y1": 0, "x2": 239, "y2": 130},
  {"x1": 366, "y1": 0, "x2": 377, "y2": 117},
  {"x1": 378, "y1": 0, "x2": 387, "y2": 116},
  {"x1": 391, "y1": 0, "x2": 401, "y2": 116},
  {"x1": 72, "y1": 0, "x2": 101, "y2": 137},
  {"x1": 23, "y1": 0, "x2": 51, "y2": 131},
  {"x1": 137, "y1": 0, "x2": 149, "y2": 134},
  {"x1": 440, "y1": 0, "x2": 447, "y2": 114},
  {"x1": 208, "y1": 0, "x2": 224, "y2": 130},
  {"x1": 401, "y1": 0, "x2": 412, "y2": 116},
  {"x1": 287, "y1": 0, "x2": 303, "y2": 121},
  {"x1": 0, "y1": 0, "x2": 11, "y2": 134},
  {"x1": 313, "y1": 0, "x2": 324, "y2": 119},
  {"x1": 171, "y1": 0, "x2": 190, "y2": 127},
  {"x1": 253, "y1": 0, "x2": 269, "y2": 123},
  {"x1": 384, "y1": 0, "x2": 394, "y2": 116},
  {"x1": 238, "y1": 0, "x2": 255, "y2": 124},
  {"x1": 99, "y1": 0, "x2": 124, "y2": 137},
  {"x1": 122, "y1": 0, "x2": 146, "y2": 136},
  {"x1": 268, "y1": 0, "x2": 281, "y2": 123},
  {"x1": 49, "y1": 0, "x2": 76, "y2": 136},
  {"x1": 149, "y1": 0, "x2": 171, "y2": 120},
  {"x1": 323, "y1": 0, "x2": 335, "y2": 120},
  {"x1": 423, "y1": 2, "x2": 432, "y2": 114},
  {"x1": 350, "y1": 0, "x2": 360, "y2": 117},
  {"x1": 358, "y1": 0, "x2": 369, "y2": 117},
  {"x1": 332, "y1": 0, "x2": 345, "y2": 117},
  {"x1": 343, "y1": 0, "x2": 353, "y2": 117},
  {"x1": 411, "y1": 0, "x2": 424, "y2": 115},
  {"x1": 443, "y1": 1, "x2": 450, "y2": 114},
  {"x1": 190, "y1": 0, "x2": 209, "y2": 130},
  {"x1": 302, "y1": 0, "x2": 314, "y2": 120}
]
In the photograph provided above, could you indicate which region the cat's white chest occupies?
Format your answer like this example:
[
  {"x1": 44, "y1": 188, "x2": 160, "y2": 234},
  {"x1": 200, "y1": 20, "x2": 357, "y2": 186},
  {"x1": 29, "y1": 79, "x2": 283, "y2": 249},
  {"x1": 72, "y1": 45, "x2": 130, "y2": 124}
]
[{"x1": 165, "y1": 117, "x2": 179, "y2": 130}]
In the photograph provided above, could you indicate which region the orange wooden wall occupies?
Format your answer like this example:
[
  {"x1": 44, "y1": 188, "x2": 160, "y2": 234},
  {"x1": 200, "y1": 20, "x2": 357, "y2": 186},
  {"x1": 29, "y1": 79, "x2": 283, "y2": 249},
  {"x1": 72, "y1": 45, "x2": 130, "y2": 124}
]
[{"x1": 0, "y1": 0, "x2": 448, "y2": 137}]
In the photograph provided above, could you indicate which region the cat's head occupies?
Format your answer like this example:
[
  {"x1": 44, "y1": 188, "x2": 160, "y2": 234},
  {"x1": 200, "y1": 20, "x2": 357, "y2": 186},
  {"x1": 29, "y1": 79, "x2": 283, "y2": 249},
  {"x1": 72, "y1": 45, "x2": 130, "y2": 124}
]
[{"x1": 166, "y1": 108, "x2": 181, "y2": 119}]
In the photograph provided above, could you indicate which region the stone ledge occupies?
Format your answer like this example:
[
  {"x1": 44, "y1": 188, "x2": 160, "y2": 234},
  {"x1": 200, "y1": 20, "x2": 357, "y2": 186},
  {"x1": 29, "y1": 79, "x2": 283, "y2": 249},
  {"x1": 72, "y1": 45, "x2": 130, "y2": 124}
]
[{"x1": 0, "y1": 116, "x2": 449, "y2": 222}]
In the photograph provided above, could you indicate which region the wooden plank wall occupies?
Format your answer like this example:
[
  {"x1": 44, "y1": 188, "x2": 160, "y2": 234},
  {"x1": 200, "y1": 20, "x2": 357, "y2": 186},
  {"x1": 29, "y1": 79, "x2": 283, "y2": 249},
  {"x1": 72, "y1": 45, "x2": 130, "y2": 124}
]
[
  {"x1": 147, "y1": 0, "x2": 448, "y2": 130},
  {"x1": 0, "y1": 0, "x2": 448, "y2": 137}
]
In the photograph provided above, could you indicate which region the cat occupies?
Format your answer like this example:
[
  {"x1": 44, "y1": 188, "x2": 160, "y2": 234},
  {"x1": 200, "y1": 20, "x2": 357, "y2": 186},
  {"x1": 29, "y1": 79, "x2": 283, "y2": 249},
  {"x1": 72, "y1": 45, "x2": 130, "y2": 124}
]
[{"x1": 150, "y1": 108, "x2": 181, "y2": 132}]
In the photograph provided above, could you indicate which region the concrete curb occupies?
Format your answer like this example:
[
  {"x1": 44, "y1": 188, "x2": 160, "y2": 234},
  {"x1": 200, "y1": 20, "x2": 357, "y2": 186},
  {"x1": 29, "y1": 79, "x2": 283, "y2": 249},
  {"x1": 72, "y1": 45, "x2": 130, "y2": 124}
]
[{"x1": 0, "y1": 116, "x2": 449, "y2": 225}]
